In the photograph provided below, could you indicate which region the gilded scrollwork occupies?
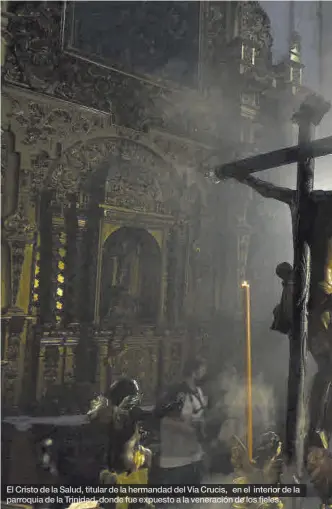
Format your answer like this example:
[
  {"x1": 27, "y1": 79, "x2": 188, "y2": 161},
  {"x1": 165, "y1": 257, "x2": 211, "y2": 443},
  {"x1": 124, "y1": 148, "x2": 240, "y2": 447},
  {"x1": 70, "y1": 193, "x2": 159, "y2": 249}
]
[
  {"x1": 2, "y1": 333, "x2": 21, "y2": 408},
  {"x1": 3, "y1": 203, "x2": 35, "y2": 241},
  {"x1": 43, "y1": 345, "x2": 60, "y2": 389},
  {"x1": 4, "y1": 2, "x2": 123, "y2": 114},
  {"x1": 105, "y1": 168, "x2": 165, "y2": 214},
  {"x1": 30, "y1": 151, "x2": 51, "y2": 197},
  {"x1": 46, "y1": 136, "x2": 183, "y2": 213},
  {"x1": 3, "y1": 204, "x2": 36, "y2": 306},
  {"x1": 3, "y1": 1, "x2": 237, "y2": 143},
  {"x1": 10, "y1": 242, "x2": 26, "y2": 306},
  {"x1": 7, "y1": 94, "x2": 106, "y2": 146},
  {"x1": 1, "y1": 129, "x2": 8, "y2": 190},
  {"x1": 237, "y1": 1, "x2": 273, "y2": 52},
  {"x1": 49, "y1": 163, "x2": 79, "y2": 203},
  {"x1": 4, "y1": 2, "x2": 62, "y2": 90},
  {"x1": 112, "y1": 338, "x2": 158, "y2": 404},
  {"x1": 64, "y1": 138, "x2": 118, "y2": 176}
]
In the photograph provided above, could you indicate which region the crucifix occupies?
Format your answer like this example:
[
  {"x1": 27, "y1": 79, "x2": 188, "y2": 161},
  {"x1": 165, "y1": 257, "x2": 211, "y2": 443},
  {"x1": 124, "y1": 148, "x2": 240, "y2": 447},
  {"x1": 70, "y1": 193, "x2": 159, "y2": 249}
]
[{"x1": 213, "y1": 93, "x2": 332, "y2": 505}]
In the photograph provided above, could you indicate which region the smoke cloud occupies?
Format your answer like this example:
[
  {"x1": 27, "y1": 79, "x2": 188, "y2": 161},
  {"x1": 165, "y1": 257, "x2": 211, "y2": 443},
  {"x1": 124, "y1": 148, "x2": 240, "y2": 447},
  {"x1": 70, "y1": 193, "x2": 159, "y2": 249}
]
[{"x1": 213, "y1": 368, "x2": 276, "y2": 448}]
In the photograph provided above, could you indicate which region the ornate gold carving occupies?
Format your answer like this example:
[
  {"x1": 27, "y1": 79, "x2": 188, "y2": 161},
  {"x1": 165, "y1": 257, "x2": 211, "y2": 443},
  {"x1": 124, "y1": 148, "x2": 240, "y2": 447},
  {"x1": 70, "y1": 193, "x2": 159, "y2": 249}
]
[
  {"x1": 3, "y1": 204, "x2": 36, "y2": 306},
  {"x1": 43, "y1": 345, "x2": 60, "y2": 389},
  {"x1": 30, "y1": 151, "x2": 51, "y2": 198},
  {"x1": 64, "y1": 138, "x2": 118, "y2": 177},
  {"x1": 7, "y1": 94, "x2": 106, "y2": 146},
  {"x1": 1, "y1": 129, "x2": 8, "y2": 191},
  {"x1": 237, "y1": 2, "x2": 273, "y2": 52},
  {"x1": 105, "y1": 166, "x2": 164, "y2": 214},
  {"x1": 3, "y1": 204, "x2": 35, "y2": 241},
  {"x1": 4, "y1": 2, "x2": 62, "y2": 89},
  {"x1": 3, "y1": 2, "x2": 236, "y2": 142},
  {"x1": 2, "y1": 332, "x2": 21, "y2": 408},
  {"x1": 1, "y1": 5, "x2": 11, "y2": 53},
  {"x1": 4, "y1": 2, "x2": 117, "y2": 113},
  {"x1": 47, "y1": 137, "x2": 183, "y2": 212},
  {"x1": 111, "y1": 335, "x2": 159, "y2": 404},
  {"x1": 10, "y1": 243, "x2": 26, "y2": 306},
  {"x1": 49, "y1": 163, "x2": 78, "y2": 202},
  {"x1": 47, "y1": 137, "x2": 118, "y2": 200}
]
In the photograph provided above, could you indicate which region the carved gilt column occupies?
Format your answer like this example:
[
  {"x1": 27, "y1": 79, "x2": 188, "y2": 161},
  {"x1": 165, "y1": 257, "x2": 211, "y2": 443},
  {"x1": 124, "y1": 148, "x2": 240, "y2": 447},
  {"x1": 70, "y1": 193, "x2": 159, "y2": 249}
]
[
  {"x1": 1, "y1": 129, "x2": 20, "y2": 310},
  {"x1": 2, "y1": 205, "x2": 36, "y2": 409},
  {"x1": 3, "y1": 206, "x2": 36, "y2": 311}
]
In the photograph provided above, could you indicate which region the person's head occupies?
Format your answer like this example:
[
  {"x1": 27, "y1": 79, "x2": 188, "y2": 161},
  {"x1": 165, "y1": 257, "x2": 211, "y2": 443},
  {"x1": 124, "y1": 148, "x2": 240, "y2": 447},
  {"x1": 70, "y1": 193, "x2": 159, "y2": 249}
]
[
  {"x1": 276, "y1": 262, "x2": 293, "y2": 281},
  {"x1": 107, "y1": 377, "x2": 140, "y2": 407},
  {"x1": 183, "y1": 356, "x2": 207, "y2": 383}
]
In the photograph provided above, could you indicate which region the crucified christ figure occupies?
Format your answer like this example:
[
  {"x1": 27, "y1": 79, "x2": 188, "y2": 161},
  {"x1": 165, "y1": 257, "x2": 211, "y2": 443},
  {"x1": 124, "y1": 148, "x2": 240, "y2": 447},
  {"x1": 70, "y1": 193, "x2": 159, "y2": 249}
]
[
  {"x1": 233, "y1": 173, "x2": 331, "y2": 345},
  {"x1": 230, "y1": 173, "x2": 332, "y2": 503}
]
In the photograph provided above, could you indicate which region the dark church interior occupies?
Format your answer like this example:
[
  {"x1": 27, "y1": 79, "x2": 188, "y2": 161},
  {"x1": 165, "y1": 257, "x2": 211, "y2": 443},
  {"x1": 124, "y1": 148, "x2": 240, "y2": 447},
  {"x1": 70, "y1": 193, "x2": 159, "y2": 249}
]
[{"x1": 1, "y1": 1, "x2": 332, "y2": 508}]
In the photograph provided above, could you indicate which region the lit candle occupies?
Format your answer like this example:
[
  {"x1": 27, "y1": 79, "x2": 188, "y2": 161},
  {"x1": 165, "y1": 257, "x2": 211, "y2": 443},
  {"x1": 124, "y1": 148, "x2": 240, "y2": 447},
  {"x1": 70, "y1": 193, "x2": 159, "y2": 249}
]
[{"x1": 241, "y1": 280, "x2": 253, "y2": 462}]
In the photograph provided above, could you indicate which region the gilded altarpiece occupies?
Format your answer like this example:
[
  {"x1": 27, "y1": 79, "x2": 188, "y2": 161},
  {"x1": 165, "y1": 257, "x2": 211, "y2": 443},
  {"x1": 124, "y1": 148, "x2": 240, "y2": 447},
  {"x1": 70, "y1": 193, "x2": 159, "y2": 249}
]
[
  {"x1": 2, "y1": 73, "x2": 201, "y2": 405},
  {"x1": 1, "y1": 0, "x2": 277, "y2": 410}
]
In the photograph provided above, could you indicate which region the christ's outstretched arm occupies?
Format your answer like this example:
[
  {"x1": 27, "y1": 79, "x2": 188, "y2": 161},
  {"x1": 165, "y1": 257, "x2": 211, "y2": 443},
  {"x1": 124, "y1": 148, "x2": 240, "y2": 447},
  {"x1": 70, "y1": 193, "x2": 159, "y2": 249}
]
[{"x1": 235, "y1": 175, "x2": 295, "y2": 206}]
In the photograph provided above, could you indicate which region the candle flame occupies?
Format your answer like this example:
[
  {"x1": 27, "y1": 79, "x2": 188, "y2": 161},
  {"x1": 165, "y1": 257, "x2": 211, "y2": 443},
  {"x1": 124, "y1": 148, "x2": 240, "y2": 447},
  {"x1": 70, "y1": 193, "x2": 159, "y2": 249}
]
[{"x1": 241, "y1": 280, "x2": 249, "y2": 288}]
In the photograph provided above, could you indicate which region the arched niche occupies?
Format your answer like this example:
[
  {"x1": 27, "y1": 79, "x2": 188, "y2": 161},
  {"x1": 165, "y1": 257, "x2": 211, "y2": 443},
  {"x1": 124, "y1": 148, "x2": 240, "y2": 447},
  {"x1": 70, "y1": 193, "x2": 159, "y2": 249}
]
[
  {"x1": 40, "y1": 135, "x2": 185, "y2": 326},
  {"x1": 99, "y1": 226, "x2": 162, "y2": 325},
  {"x1": 45, "y1": 134, "x2": 183, "y2": 212}
]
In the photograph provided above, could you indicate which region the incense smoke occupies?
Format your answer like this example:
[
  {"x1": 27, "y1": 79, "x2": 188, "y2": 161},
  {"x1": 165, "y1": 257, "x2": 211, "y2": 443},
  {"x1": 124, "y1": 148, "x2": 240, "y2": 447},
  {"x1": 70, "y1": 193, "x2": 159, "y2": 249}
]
[{"x1": 214, "y1": 368, "x2": 276, "y2": 447}]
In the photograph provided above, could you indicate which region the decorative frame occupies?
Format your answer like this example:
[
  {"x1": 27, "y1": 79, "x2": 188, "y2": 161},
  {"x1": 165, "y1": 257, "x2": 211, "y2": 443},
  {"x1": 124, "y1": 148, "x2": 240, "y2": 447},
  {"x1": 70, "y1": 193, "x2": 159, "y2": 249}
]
[{"x1": 95, "y1": 205, "x2": 175, "y2": 326}]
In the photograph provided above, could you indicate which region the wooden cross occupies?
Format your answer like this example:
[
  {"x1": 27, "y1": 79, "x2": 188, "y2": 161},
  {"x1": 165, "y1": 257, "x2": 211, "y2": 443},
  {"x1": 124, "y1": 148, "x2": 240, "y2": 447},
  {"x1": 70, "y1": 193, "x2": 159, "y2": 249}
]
[{"x1": 214, "y1": 94, "x2": 332, "y2": 500}]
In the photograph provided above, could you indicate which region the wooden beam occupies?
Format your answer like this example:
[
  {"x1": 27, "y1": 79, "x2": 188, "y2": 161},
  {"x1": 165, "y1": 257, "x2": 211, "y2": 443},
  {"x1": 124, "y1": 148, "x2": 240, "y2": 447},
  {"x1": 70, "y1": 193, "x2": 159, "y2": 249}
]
[{"x1": 214, "y1": 135, "x2": 332, "y2": 181}]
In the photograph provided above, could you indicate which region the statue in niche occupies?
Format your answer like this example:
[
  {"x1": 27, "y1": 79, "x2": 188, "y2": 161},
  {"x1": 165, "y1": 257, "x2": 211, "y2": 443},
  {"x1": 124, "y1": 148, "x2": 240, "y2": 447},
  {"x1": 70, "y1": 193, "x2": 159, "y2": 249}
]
[
  {"x1": 105, "y1": 287, "x2": 138, "y2": 324},
  {"x1": 100, "y1": 227, "x2": 161, "y2": 327}
]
